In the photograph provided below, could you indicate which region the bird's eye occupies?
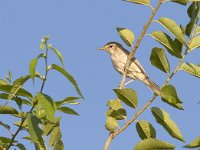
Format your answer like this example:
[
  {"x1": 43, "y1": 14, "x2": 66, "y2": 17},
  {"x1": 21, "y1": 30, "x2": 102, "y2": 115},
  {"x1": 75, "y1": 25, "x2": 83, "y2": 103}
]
[{"x1": 109, "y1": 45, "x2": 113, "y2": 48}]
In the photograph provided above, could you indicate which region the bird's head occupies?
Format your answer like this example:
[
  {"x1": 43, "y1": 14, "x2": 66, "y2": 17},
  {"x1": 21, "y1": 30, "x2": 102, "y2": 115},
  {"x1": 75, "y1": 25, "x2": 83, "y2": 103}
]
[{"x1": 97, "y1": 42, "x2": 124, "y2": 54}]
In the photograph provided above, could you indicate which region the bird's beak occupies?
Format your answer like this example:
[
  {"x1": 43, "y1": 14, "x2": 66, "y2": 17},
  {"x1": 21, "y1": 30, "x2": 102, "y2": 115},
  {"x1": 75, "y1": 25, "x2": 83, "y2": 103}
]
[{"x1": 97, "y1": 46, "x2": 106, "y2": 50}]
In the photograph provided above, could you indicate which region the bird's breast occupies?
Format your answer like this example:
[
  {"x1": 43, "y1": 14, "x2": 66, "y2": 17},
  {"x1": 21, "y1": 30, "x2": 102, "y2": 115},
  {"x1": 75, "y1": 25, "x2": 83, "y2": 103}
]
[{"x1": 110, "y1": 52, "x2": 127, "y2": 74}]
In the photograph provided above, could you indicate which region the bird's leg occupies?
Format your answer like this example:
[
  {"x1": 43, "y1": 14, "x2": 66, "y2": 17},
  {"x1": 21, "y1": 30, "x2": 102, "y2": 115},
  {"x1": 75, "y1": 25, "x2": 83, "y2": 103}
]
[{"x1": 124, "y1": 79, "x2": 134, "y2": 86}]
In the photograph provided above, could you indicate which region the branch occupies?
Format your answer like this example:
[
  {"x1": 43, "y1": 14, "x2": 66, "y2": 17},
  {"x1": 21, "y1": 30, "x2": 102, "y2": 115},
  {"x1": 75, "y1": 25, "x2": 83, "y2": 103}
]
[
  {"x1": 104, "y1": 8, "x2": 199, "y2": 150},
  {"x1": 6, "y1": 42, "x2": 49, "y2": 150},
  {"x1": 104, "y1": 53, "x2": 187, "y2": 150},
  {"x1": 104, "y1": 1, "x2": 164, "y2": 150},
  {"x1": 40, "y1": 42, "x2": 49, "y2": 92},
  {"x1": 105, "y1": 2, "x2": 200, "y2": 150},
  {"x1": 5, "y1": 103, "x2": 37, "y2": 150},
  {"x1": 118, "y1": 0, "x2": 164, "y2": 89},
  {"x1": 104, "y1": 14, "x2": 200, "y2": 149}
]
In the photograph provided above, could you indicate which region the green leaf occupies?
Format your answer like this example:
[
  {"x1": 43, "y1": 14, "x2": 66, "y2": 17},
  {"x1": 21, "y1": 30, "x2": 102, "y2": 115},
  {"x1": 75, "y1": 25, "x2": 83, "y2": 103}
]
[
  {"x1": 0, "y1": 93, "x2": 31, "y2": 106},
  {"x1": 49, "y1": 125, "x2": 64, "y2": 150},
  {"x1": 185, "y1": 19, "x2": 195, "y2": 36},
  {"x1": 106, "y1": 108, "x2": 127, "y2": 120},
  {"x1": 50, "y1": 47, "x2": 64, "y2": 66},
  {"x1": 105, "y1": 116, "x2": 118, "y2": 132},
  {"x1": 0, "y1": 79, "x2": 7, "y2": 85},
  {"x1": 0, "y1": 105, "x2": 18, "y2": 114},
  {"x1": 107, "y1": 99, "x2": 123, "y2": 110},
  {"x1": 184, "y1": 136, "x2": 200, "y2": 148},
  {"x1": 54, "y1": 138, "x2": 64, "y2": 150},
  {"x1": 36, "y1": 109, "x2": 46, "y2": 119},
  {"x1": 40, "y1": 36, "x2": 49, "y2": 50},
  {"x1": 124, "y1": 0, "x2": 150, "y2": 6},
  {"x1": 49, "y1": 126, "x2": 61, "y2": 146},
  {"x1": 66, "y1": 101, "x2": 80, "y2": 105},
  {"x1": 180, "y1": 62, "x2": 200, "y2": 78},
  {"x1": 34, "y1": 143, "x2": 46, "y2": 150},
  {"x1": 21, "y1": 99, "x2": 32, "y2": 106},
  {"x1": 29, "y1": 53, "x2": 45, "y2": 82},
  {"x1": 40, "y1": 39, "x2": 45, "y2": 50},
  {"x1": 43, "y1": 123, "x2": 56, "y2": 136},
  {"x1": 150, "y1": 47, "x2": 170, "y2": 73},
  {"x1": 161, "y1": 85, "x2": 183, "y2": 110},
  {"x1": 188, "y1": 36, "x2": 200, "y2": 51},
  {"x1": 57, "y1": 107, "x2": 79, "y2": 115},
  {"x1": 29, "y1": 58, "x2": 38, "y2": 81},
  {"x1": 14, "y1": 120, "x2": 28, "y2": 129},
  {"x1": 15, "y1": 97, "x2": 23, "y2": 108},
  {"x1": 188, "y1": 3, "x2": 200, "y2": 19},
  {"x1": 27, "y1": 114, "x2": 46, "y2": 149},
  {"x1": 36, "y1": 93, "x2": 55, "y2": 122},
  {"x1": 151, "y1": 107, "x2": 184, "y2": 142},
  {"x1": 16, "y1": 143, "x2": 27, "y2": 150},
  {"x1": 0, "y1": 137, "x2": 17, "y2": 143},
  {"x1": 12, "y1": 112, "x2": 27, "y2": 119},
  {"x1": 8, "y1": 75, "x2": 31, "y2": 100},
  {"x1": 44, "y1": 127, "x2": 54, "y2": 138},
  {"x1": 136, "y1": 120, "x2": 156, "y2": 140},
  {"x1": 51, "y1": 64, "x2": 84, "y2": 99},
  {"x1": 188, "y1": 2, "x2": 196, "y2": 18},
  {"x1": 174, "y1": 38, "x2": 183, "y2": 54},
  {"x1": 0, "y1": 121, "x2": 10, "y2": 130},
  {"x1": 134, "y1": 138, "x2": 175, "y2": 150},
  {"x1": 195, "y1": 26, "x2": 200, "y2": 36},
  {"x1": 22, "y1": 136, "x2": 31, "y2": 141},
  {"x1": 0, "y1": 85, "x2": 32, "y2": 98},
  {"x1": 55, "y1": 96, "x2": 80, "y2": 108},
  {"x1": 113, "y1": 88, "x2": 138, "y2": 108},
  {"x1": 116, "y1": 28, "x2": 135, "y2": 47},
  {"x1": 149, "y1": 31, "x2": 182, "y2": 58},
  {"x1": 156, "y1": 18, "x2": 185, "y2": 44},
  {"x1": 0, "y1": 93, "x2": 10, "y2": 99},
  {"x1": 106, "y1": 99, "x2": 126, "y2": 120},
  {"x1": 170, "y1": 0, "x2": 188, "y2": 5},
  {"x1": 5, "y1": 70, "x2": 12, "y2": 83}
]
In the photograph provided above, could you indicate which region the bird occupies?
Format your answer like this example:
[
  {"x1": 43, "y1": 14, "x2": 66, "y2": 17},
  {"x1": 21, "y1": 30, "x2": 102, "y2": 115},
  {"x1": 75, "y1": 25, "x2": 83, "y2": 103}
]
[{"x1": 98, "y1": 41, "x2": 162, "y2": 95}]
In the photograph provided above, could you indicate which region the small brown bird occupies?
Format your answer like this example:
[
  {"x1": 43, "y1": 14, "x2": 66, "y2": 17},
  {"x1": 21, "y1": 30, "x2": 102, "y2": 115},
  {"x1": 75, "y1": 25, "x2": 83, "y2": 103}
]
[{"x1": 98, "y1": 41, "x2": 162, "y2": 95}]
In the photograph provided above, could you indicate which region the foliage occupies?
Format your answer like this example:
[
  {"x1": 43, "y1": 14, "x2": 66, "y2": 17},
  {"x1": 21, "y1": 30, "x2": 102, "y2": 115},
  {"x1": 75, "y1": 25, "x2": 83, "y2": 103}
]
[
  {"x1": 1, "y1": 0, "x2": 200, "y2": 150},
  {"x1": 0, "y1": 36, "x2": 83, "y2": 149},
  {"x1": 103, "y1": 1, "x2": 200, "y2": 150}
]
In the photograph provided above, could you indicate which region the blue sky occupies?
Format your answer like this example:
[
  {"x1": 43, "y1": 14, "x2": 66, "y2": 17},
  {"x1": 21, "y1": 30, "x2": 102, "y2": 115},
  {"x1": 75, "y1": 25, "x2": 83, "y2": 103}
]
[{"x1": 0, "y1": 0, "x2": 200, "y2": 150}]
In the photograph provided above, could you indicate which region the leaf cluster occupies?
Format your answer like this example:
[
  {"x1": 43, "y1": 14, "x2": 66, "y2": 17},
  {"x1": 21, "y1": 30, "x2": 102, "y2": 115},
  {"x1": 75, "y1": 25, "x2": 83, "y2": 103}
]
[
  {"x1": 0, "y1": 36, "x2": 83, "y2": 150},
  {"x1": 104, "y1": 0, "x2": 200, "y2": 149}
]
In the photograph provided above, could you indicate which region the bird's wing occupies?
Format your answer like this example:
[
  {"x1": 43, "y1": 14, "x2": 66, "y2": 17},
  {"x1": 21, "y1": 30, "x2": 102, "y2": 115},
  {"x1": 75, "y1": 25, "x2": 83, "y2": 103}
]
[
  {"x1": 131, "y1": 57, "x2": 147, "y2": 74},
  {"x1": 122, "y1": 47, "x2": 147, "y2": 75}
]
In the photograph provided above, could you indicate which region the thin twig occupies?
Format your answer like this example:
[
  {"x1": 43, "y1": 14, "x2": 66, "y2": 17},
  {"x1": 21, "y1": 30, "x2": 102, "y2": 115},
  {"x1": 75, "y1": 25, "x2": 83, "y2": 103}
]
[
  {"x1": 6, "y1": 42, "x2": 49, "y2": 150},
  {"x1": 40, "y1": 42, "x2": 49, "y2": 92}
]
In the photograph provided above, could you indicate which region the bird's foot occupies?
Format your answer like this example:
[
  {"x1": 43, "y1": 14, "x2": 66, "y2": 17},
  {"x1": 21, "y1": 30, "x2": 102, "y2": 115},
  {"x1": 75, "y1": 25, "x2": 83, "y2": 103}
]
[{"x1": 124, "y1": 79, "x2": 134, "y2": 86}]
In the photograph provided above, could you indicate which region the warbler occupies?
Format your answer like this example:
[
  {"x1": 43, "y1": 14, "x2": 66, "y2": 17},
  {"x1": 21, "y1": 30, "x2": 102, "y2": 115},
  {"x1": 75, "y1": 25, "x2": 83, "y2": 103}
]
[{"x1": 98, "y1": 41, "x2": 162, "y2": 95}]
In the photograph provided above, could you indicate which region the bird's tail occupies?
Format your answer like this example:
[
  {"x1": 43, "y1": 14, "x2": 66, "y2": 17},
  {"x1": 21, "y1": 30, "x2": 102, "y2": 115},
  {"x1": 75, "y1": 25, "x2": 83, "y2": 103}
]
[{"x1": 145, "y1": 78, "x2": 162, "y2": 95}]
